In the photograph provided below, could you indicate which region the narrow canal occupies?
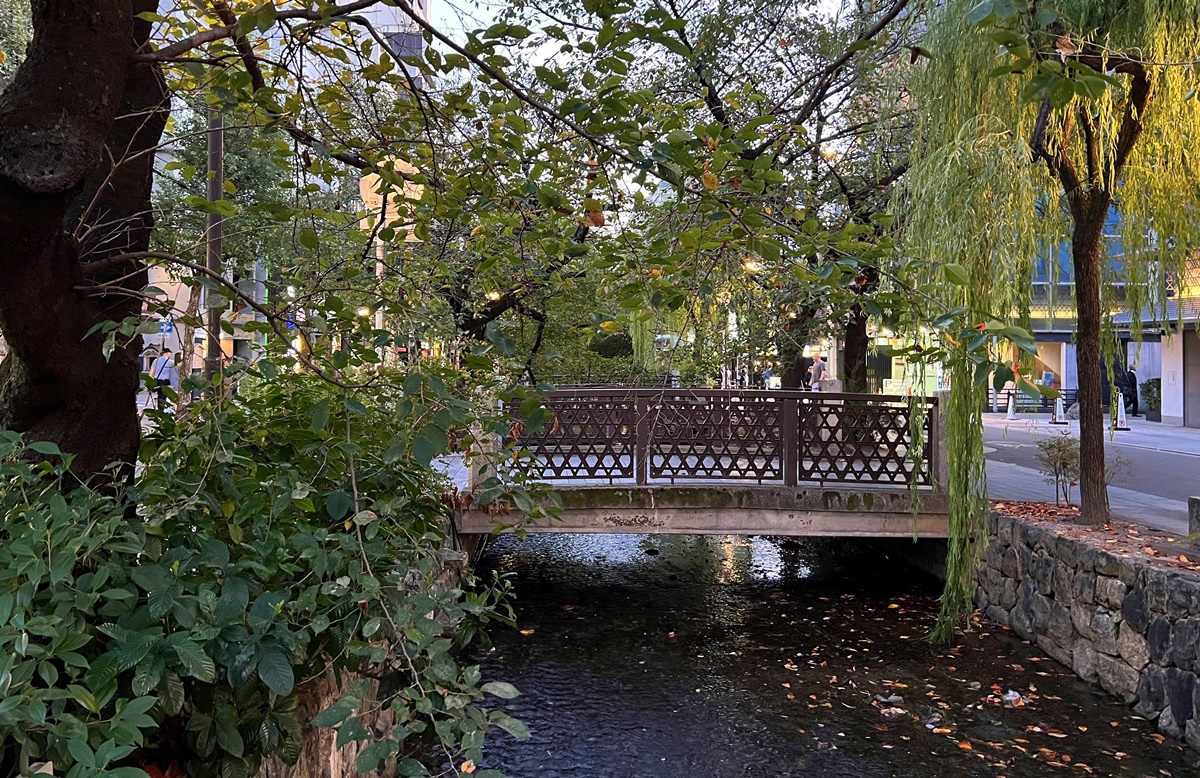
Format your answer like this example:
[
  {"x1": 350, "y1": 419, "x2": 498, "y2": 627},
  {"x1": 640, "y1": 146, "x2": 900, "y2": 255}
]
[{"x1": 469, "y1": 533, "x2": 1195, "y2": 777}]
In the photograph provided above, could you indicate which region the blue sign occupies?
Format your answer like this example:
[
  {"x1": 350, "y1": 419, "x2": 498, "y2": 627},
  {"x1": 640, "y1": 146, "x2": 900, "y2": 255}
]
[{"x1": 159, "y1": 320, "x2": 174, "y2": 334}]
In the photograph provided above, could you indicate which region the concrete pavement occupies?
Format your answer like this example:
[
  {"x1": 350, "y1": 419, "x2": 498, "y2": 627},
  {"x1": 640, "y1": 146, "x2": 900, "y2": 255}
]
[{"x1": 983, "y1": 414, "x2": 1198, "y2": 535}]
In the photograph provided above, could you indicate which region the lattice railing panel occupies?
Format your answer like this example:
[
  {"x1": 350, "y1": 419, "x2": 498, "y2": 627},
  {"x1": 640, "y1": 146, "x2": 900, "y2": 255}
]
[
  {"x1": 797, "y1": 398, "x2": 930, "y2": 485},
  {"x1": 507, "y1": 390, "x2": 936, "y2": 488},
  {"x1": 515, "y1": 397, "x2": 636, "y2": 481},
  {"x1": 648, "y1": 395, "x2": 783, "y2": 482}
]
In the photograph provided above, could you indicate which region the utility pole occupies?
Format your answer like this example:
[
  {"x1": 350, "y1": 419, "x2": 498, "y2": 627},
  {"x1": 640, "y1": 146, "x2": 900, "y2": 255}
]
[{"x1": 204, "y1": 103, "x2": 224, "y2": 383}]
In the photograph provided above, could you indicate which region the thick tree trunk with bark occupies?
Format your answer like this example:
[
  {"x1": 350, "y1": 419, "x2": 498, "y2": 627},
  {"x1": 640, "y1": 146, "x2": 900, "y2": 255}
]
[
  {"x1": 842, "y1": 304, "x2": 870, "y2": 393},
  {"x1": 0, "y1": 0, "x2": 165, "y2": 479},
  {"x1": 1071, "y1": 200, "x2": 1111, "y2": 524}
]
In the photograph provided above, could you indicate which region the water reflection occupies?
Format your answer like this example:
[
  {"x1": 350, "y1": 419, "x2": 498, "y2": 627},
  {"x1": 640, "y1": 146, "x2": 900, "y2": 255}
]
[{"x1": 470, "y1": 533, "x2": 1193, "y2": 777}]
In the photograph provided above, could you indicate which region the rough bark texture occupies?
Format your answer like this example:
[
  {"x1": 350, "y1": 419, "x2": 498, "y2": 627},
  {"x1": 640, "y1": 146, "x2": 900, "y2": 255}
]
[
  {"x1": 842, "y1": 303, "x2": 870, "y2": 393},
  {"x1": 1071, "y1": 203, "x2": 1111, "y2": 524},
  {"x1": 0, "y1": 0, "x2": 166, "y2": 478},
  {"x1": 259, "y1": 672, "x2": 394, "y2": 778}
]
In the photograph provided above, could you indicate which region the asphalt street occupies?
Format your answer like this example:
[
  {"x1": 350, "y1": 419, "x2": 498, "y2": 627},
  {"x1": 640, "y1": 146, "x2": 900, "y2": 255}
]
[{"x1": 983, "y1": 423, "x2": 1200, "y2": 503}]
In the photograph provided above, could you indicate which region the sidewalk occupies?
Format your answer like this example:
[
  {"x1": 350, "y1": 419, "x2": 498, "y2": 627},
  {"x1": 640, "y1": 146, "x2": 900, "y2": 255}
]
[
  {"x1": 983, "y1": 413, "x2": 1200, "y2": 458},
  {"x1": 985, "y1": 459, "x2": 1191, "y2": 535},
  {"x1": 983, "y1": 413, "x2": 1196, "y2": 535}
]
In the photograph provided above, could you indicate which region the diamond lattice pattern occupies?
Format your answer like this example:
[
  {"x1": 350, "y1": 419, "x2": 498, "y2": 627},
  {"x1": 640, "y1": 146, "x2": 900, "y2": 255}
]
[
  {"x1": 649, "y1": 395, "x2": 782, "y2": 482},
  {"x1": 519, "y1": 398, "x2": 635, "y2": 481},
  {"x1": 798, "y1": 399, "x2": 929, "y2": 485}
]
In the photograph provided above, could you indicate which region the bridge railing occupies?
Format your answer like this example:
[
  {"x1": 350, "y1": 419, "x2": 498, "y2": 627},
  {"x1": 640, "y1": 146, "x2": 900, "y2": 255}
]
[{"x1": 508, "y1": 389, "x2": 944, "y2": 489}]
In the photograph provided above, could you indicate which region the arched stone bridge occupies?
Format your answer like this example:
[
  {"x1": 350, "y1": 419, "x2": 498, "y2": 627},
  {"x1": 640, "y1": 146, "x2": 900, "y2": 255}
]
[{"x1": 455, "y1": 388, "x2": 950, "y2": 542}]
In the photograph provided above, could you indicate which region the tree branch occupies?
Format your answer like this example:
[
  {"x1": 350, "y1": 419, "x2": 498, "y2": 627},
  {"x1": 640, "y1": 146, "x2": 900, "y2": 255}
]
[{"x1": 139, "y1": 0, "x2": 384, "y2": 61}]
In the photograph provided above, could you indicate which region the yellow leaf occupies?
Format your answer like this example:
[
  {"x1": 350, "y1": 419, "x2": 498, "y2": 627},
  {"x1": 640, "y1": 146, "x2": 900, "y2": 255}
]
[
  {"x1": 598, "y1": 320, "x2": 620, "y2": 333},
  {"x1": 958, "y1": 740, "x2": 973, "y2": 750},
  {"x1": 0, "y1": 51, "x2": 6, "y2": 64},
  {"x1": 470, "y1": 224, "x2": 485, "y2": 237},
  {"x1": 461, "y1": 760, "x2": 477, "y2": 774},
  {"x1": 701, "y1": 172, "x2": 719, "y2": 191},
  {"x1": 519, "y1": 629, "x2": 535, "y2": 636}
]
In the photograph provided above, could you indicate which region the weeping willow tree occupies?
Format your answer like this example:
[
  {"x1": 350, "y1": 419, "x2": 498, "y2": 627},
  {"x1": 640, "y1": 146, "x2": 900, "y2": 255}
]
[
  {"x1": 905, "y1": 0, "x2": 1200, "y2": 525},
  {"x1": 898, "y1": 118, "x2": 1048, "y2": 640}
]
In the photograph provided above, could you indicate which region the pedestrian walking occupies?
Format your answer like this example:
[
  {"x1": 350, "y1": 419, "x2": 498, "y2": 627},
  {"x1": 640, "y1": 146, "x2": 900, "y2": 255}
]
[
  {"x1": 808, "y1": 354, "x2": 827, "y2": 391},
  {"x1": 1126, "y1": 364, "x2": 1139, "y2": 417},
  {"x1": 150, "y1": 348, "x2": 173, "y2": 409}
]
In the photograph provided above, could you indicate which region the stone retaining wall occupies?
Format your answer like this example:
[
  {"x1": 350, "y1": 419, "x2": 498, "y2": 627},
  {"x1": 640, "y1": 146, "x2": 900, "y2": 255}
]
[{"x1": 977, "y1": 513, "x2": 1200, "y2": 752}]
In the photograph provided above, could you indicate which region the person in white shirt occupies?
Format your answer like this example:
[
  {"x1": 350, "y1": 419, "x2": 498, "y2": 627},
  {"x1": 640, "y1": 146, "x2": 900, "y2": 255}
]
[{"x1": 150, "y1": 348, "x2": 173, "y2": 408}]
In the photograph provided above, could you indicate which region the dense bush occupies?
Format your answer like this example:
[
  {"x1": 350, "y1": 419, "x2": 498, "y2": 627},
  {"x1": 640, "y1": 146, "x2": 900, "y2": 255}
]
[{"x1": 0, "y1": 373, "x2": 522, "y2": 778}]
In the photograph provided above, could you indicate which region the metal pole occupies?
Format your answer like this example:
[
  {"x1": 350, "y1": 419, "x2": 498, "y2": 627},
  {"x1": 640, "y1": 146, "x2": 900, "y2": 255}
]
[{"x1": 204, "y1": 105, "x2": 224, "y2": 383}]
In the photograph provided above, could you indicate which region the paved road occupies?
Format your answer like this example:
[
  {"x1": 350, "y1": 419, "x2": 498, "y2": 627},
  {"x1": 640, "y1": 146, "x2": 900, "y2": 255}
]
[
  {"x1": 983, "y1": 416, "x2": 1197, "y2": 535},
  {"x1": 984, "y1": 423, "x2": 1200, "y2": 503}
]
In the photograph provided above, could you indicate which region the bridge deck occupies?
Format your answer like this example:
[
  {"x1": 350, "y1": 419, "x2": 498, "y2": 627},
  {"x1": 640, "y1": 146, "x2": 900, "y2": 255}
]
[
  {"x1": 455, "y1": 389, "x2": 950, "y2": 540},
  {"x1": 457, "y1": 484, "x2": 950, "y2": 538}
]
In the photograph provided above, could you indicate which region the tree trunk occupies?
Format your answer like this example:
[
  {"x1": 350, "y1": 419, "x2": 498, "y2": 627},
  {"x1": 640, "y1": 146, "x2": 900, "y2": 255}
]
[
  {"x1": 842, "y1": 303, "x2": 870, "y2": 393},
  {"x1": 1071, "y1": 200, "x2": 1111, "y2": 524},
  {"x1": 0, "y1": 0, "x2": 166, "y2": 479}
]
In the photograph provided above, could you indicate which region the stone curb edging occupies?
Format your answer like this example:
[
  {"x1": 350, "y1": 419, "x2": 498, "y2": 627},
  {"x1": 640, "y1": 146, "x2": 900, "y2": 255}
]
[{"x1": 977, "y1": 512, "x2": 1200, "y2": 751}]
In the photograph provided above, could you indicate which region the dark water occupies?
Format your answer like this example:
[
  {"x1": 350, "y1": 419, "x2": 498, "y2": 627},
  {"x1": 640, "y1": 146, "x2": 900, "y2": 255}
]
[{"x1": 469, "y1": 533, "x2": 1199, "y2": 777}]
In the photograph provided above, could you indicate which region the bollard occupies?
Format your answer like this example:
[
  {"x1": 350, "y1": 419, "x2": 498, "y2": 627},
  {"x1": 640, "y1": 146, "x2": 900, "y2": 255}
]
[
  {"x1": 1190, "y1": 497, "x2": 1200, "y2": 536},
  {"x1": 1112, "y1": 392, "x2": 1132, "y2": 431},
  {"x1": 1049, "y1": 396, "x2": 1069, "y2": 425}
]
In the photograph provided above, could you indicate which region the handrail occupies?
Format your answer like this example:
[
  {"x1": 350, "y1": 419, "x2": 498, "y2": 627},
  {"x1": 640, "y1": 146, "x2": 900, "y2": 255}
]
[{"x1": 509, "y1": 389, "x2": 941, "y2": 489}]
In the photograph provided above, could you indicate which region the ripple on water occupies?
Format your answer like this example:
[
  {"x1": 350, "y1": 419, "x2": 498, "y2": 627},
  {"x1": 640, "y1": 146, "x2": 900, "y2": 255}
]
[{"x1": 468, "y1": 533, "x2": 1195, "y2": 778}]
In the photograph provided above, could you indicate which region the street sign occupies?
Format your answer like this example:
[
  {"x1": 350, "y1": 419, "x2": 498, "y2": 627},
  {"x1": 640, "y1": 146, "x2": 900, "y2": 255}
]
[{"x1": 159, "y1": 320, "x2": 174, "y2": 334}]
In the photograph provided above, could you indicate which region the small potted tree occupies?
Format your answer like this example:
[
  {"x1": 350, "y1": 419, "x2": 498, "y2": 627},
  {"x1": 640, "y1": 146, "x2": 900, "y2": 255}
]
[{"x1": 1142, "y1": 378, "x2": 1161, "y2": 422}]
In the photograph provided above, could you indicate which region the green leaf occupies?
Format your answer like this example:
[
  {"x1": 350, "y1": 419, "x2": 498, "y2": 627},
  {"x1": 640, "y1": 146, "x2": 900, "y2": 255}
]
[
  {"x1": 174, "y1": 640, "x2": 217, "y2": 682},
  {"x1": 68, "y1": 685, "x2": 101, "y2": 714},
  {"x1": 492, "y1": 712, "x2": 531, "y2": 740},
  {"x1": 966, "y1": 0, "x2": 994, "y2": 24},
  {"x1": 324, "y1": 490, "x2": 353, "y2": 521},
  {"x1": 992, "y1": 364, "x2": 1015, "y2": 394},
  {"x1": 311, "y1": 704, "x2": 352, "y2": 728},
  {"x1": 299, "y1": 228, "x2": 318, "y2": 249},
  {"x1": 481, "y1": 681, "x2": 521, "y2": 699},
  {"x1": 27, "y1": 441, "x2": 62, "y2": 456},
  {"x1": 410, "y1": 435, "x2": 434, "y2": 467},
  {"x1": 215, "y1": 708, "x2": 245, "y2": 758},
  {"x1": 257, "y1": 648, "x2": 294, "y2": 697},
  {"x1": 310, "y1": 399, "x2": 331, "y2": 432},
  {"x1": 943, "y1": 264, "x2": 970, "y2": 286}
]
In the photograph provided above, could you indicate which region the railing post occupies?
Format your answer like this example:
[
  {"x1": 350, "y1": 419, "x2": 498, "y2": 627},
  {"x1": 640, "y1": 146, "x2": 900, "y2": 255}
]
[
  {"x1": 635, "y1": 392, "x2": 649, "y2": 485},
  {"x1": 782, "y1": 395, "x2": 798, "y2": 487},
  {"x1": 932, "y1": 390, "x2": 950, "y2": 492}
]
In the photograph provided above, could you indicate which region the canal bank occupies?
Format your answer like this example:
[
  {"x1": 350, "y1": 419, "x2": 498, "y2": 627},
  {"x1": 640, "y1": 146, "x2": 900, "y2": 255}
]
[
  {"x1": 470, "y1": 533, "x2": 1193, "y2": 776},
  {"x1": 978, "y1": 509, "x2": 1200, "y2": 753}
]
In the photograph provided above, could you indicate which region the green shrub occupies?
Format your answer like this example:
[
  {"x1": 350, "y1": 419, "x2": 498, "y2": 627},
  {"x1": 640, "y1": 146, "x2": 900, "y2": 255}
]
[
  {"x1": 1141, "y1": 378, "x2": 1161, "y2": 411},
  {"x1": 1, "y1": 372, "x2": 521, "y2": 778},
  {"x1": 0, "y1": 435, "x2": 157, "y2": 778}
]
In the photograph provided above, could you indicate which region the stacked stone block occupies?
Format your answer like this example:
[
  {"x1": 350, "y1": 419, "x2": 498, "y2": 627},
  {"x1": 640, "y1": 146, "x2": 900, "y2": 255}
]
[{"x1": 978, "y1": 513, "x2": 1200, "y2": 752}]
